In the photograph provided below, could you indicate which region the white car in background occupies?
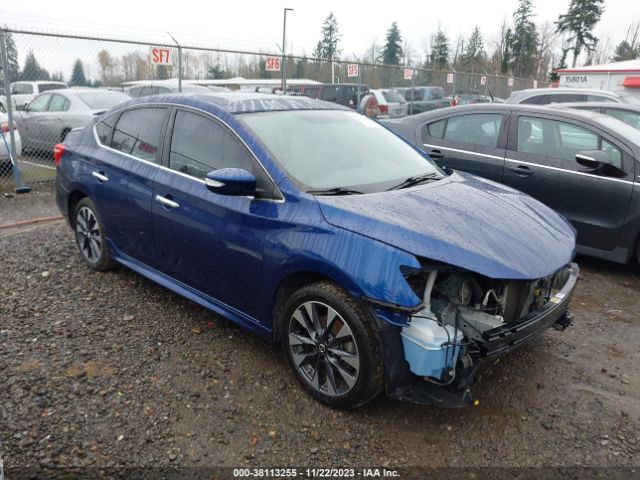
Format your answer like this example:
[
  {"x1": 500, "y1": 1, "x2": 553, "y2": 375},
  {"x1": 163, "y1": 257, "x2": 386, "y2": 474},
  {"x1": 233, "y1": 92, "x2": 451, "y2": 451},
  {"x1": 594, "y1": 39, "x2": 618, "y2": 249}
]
[
  {"x1": 371, "y1": 89, "x2": 408, "y2": 119},
  {"x1": 0, "y1": 81, "x2": 68, "y2": 112},
  {"x1": 0, "y1": 112, "x2": 23, "y2": 176}
]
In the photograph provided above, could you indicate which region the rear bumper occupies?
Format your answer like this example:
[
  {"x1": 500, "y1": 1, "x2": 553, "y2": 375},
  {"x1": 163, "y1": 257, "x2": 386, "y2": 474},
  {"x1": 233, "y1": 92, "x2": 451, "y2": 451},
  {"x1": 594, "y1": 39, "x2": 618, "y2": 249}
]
[{"x1": 480, "y1": 262, "x2": 579, "y2": 357}]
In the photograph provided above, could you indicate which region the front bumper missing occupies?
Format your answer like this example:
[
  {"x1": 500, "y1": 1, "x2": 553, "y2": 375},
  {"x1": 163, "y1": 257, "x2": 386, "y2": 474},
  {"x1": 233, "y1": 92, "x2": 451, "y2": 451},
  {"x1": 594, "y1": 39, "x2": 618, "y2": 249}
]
[
  {"x1": 379, "y1": 262, "x2": 579, "y2": 407},
  {"x1": 480, "y1": 262, "x2": 579, "y2": 358}
]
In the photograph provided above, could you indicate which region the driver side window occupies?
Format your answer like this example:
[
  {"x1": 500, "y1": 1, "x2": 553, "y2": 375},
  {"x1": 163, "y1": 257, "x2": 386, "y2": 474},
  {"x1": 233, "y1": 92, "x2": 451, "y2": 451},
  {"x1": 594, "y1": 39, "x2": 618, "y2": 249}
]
[{"x1": 168, "y1": 110, "x2": 264, "y2": 183}]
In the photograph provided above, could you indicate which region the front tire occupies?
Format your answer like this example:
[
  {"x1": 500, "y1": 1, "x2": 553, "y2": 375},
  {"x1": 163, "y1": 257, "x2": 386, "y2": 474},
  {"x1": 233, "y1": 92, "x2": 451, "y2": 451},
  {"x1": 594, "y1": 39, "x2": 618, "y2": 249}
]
[
  {"x1": 73, "y1": 197, "x2": 117, "y2": 271},
  {"x1": 280, "y1": 282, "x2": 383, "y2": 409}
]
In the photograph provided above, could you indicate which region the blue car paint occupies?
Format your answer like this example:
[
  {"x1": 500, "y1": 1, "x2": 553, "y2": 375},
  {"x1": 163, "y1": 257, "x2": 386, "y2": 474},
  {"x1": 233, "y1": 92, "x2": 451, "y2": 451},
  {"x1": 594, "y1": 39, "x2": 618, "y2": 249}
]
[
  {"x1": 56, "y1": 93, "x2": 576, "y2": 339},
  {"x1": 317, "y1": 172, "x2": 576, "y2": 280}
]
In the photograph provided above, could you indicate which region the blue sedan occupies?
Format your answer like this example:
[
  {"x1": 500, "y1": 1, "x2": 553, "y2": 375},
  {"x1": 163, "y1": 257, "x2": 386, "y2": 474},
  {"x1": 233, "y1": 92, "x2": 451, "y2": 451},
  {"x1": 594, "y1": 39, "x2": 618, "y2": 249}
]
[{"x1": 55, "y1": 93, "x2": 578, "y2": 408}]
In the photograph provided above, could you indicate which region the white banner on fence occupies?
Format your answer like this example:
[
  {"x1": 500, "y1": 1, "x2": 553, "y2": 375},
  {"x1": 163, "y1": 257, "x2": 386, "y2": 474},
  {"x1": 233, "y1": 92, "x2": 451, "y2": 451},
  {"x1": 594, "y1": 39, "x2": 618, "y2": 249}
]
[
  {"x1": 404, "y1": 68, "x2": 413, "y2": 80},
  {"x1": 347, "y1": 64, "x2": 359, "y2": 78},
  {"x1": 265, "y1": 56, "x2": 281, "y2": 72},
  {"x1": 508, "y1": 78, "x2": 514, "y2": 87},
  {"x1": 446, "y1": 73, "x2": 454, "y2": 84},
  {"x1": 480, "y1": 76, "x2": 486, "y2": 86}
]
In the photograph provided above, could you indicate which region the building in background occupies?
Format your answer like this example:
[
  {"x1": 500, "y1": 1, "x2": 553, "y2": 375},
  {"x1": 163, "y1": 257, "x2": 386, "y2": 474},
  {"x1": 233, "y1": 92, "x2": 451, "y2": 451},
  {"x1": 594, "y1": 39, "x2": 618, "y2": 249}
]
[{"x1": 557, "y1": 59, "x2": 640, "y2": 100}]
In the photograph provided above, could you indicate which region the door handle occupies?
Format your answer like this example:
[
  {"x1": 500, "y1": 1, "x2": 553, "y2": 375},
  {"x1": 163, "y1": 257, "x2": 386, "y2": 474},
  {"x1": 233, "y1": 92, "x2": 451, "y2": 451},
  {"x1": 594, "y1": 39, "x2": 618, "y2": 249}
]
[
  {"x1": 509, "y1": 166, "x2": 534, "y2": 176},
  {"x1": 155, "y1": 194, "x2": 180, "y2": 209},
  {"x1": 91, "y1": 171, "x2": 109, "y2": 182},
  {"x1": 428, "y1": 149, "x2": 444, "y2": 158}
]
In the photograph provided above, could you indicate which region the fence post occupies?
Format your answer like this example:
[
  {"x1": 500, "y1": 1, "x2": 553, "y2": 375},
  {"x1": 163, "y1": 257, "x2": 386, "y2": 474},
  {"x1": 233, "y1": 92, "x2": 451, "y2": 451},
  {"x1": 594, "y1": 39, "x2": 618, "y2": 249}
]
[
  {"x1": 0, "y1": 29, "x2": 28, "y2": 192},
  {"x1": 168, "y1": 33, "x2": 182, "y2": 92}
]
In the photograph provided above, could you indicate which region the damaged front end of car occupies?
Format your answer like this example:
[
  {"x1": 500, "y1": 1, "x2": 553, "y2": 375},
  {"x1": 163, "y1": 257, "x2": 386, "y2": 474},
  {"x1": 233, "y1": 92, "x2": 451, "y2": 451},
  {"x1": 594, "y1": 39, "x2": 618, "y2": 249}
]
[{"x1": 369, "y1": 260, "x2": 579, "y2": 407}]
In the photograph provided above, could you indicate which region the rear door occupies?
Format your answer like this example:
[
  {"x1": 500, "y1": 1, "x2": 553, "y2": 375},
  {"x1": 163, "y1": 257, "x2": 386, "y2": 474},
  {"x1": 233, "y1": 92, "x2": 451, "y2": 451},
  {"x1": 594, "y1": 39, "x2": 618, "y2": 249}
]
[
  {"x1": 418, "y1": 110, "x2": 508, "y2": 181},
  {"x1": 21, "y1": 93, "x2": 53, "y2": 149},
  {"x1": 503, "y1": 112, "x2": 635, "y2": 252},
  {"x1": 151, "y1": 107, "x2": 276, "y2": 319},
  {"x1": 89, "y1": 106, "x2": 170, "y2": 266}
]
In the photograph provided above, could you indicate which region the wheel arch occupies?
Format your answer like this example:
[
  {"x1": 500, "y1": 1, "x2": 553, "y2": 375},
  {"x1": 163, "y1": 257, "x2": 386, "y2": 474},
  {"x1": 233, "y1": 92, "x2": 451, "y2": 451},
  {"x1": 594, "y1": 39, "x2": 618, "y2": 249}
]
[{"x1": 67, "y1": 189, "x2": 89, "y2": 228}]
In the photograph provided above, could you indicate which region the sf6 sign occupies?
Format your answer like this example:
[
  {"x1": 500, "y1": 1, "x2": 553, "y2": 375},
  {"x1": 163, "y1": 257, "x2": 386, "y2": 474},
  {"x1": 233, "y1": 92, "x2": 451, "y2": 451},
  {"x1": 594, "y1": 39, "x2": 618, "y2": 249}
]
[
  {"x1": 150, "y1": 47, "x2": 174, "y2": 65},
  {"x1": 265, "y1": 56, "x2": 281, "y2": 72}
]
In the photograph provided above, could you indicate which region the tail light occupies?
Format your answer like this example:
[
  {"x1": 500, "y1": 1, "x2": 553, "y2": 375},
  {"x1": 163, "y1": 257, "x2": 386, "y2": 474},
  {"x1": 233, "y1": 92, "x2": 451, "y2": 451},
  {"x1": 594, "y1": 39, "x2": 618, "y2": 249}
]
[
  {"x1": 379, "y1": 104, "x2": 389, "y2": 114},
  {"x1": 1, "y1": 121, "x2": 17, "y2": 133},
  {"x1": 53, "y1": 143, "x2": 66, "y2": 167}
]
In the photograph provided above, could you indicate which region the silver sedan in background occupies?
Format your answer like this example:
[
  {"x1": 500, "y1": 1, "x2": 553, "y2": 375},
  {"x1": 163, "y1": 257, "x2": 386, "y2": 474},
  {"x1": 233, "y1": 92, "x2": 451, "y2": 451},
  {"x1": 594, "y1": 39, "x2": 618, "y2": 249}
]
[{"x1": 16, "y1": 88, "x2": 130, "y2": 152}]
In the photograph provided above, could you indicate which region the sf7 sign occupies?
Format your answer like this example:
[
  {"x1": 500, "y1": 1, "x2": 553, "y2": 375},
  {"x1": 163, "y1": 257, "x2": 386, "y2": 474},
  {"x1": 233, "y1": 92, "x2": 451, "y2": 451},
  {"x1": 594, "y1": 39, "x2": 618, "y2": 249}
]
[
  {"x1": 150, "y1": 47, "x2": 174, "y2": 66},
  {"x1": 265, "y1": 56, "x2": 281, "y2": 72}
]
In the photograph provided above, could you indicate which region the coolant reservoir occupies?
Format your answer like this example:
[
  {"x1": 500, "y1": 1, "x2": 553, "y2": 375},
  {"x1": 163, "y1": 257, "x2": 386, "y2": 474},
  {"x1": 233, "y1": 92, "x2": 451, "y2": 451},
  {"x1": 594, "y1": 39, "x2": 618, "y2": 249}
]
[{"x1": 400, "y1": 315, "x2": 463, "y2": 380}]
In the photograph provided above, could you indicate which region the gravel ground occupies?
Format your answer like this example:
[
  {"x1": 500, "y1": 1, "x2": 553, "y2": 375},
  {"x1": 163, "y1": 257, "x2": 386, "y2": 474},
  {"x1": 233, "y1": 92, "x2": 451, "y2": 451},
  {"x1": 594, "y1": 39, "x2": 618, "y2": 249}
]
[{"x1": 1, "y1": 185, "x2": 639, "y2": 478}]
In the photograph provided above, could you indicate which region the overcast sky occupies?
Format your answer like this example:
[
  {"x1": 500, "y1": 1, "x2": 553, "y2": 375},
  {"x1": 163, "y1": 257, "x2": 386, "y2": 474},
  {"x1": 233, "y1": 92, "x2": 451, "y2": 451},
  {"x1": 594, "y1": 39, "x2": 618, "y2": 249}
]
[{"x1": 0, "y1": 0, "x2": 636, "y2": 79}]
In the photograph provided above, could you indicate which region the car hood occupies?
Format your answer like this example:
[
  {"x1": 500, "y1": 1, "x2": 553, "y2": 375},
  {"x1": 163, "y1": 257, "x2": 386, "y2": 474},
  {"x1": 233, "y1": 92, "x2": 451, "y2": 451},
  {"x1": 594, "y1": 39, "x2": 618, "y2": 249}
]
[{"x1": 315, "y1": 173, "x2": 576, "y2": 280}]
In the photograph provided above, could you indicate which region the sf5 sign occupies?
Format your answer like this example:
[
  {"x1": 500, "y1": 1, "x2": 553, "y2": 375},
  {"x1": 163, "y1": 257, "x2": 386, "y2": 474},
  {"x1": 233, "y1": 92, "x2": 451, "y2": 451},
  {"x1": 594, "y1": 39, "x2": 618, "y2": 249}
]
[{"x1": 150, "y1": 47, "x2": 174, "y2": 66}]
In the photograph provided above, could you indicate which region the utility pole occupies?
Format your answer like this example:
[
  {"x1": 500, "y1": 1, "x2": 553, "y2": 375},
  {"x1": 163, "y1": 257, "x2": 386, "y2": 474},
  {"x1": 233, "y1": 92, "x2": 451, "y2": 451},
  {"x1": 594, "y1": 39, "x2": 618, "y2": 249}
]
[{"x1": 281, "y1": 8, "x2": 294, "y2": 93}]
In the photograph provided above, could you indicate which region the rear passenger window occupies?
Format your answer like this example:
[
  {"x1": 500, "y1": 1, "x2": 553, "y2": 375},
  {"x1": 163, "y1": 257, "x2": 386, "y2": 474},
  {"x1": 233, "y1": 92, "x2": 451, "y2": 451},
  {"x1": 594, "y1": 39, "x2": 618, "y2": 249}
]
[
  {"x1": 95, "y1": 114, "x2": 117, "y2": 145},
  {"x1": 442, "y1": 114, "x2": 503, "y2": 147},
  {"x1": 48, "y1": 95, "x2": 70, "y2": 112},
  {"x1": 111, "y1": 107, "x2": 167, "y2": 162},
  {"x1": 169, "y1": 110, "x2": 256, "y2": 179},
  {"x1": 422, "y1": 119, "x2": 446, "y2": 140}
]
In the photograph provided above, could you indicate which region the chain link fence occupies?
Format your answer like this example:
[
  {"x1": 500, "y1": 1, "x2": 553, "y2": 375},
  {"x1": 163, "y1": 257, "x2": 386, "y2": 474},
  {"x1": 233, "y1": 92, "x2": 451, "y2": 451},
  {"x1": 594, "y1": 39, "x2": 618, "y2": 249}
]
[{"x1": 0, "y1": 27, "x2": 546, "y2": 194}]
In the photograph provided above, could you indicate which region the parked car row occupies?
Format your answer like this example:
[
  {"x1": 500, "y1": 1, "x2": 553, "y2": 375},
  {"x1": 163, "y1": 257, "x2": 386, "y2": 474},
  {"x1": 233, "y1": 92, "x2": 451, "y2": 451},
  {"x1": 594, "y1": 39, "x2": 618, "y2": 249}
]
[{"x1": 383, "y1": 101, "x2": 640, "y2": 266}]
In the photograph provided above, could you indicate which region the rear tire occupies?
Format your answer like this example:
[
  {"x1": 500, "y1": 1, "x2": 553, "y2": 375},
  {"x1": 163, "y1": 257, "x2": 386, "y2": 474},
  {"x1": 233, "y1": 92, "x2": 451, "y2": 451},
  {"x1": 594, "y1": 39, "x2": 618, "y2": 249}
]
[
  {"x1": 73, "y1": 197, "x2": 117, "y2": 271},
  {"x1": 280, "y1": 281, "x2": 383, "y2": 409}
]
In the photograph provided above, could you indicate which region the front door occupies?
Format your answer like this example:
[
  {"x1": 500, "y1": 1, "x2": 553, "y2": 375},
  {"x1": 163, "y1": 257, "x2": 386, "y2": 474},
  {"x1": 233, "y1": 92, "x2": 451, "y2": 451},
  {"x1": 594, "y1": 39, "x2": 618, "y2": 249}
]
[
  {"x1": 503, "y1": 113, "x2": 635, "y2": 252},
  {"x1": 152, "y1": 108, "x2": 277, "y2": 320}
]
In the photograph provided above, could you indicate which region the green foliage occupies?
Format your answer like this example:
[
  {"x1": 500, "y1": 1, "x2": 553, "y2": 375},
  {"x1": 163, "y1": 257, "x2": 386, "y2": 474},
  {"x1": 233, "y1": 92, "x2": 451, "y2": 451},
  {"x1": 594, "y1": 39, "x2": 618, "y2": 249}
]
[
  {"x1": 207, "y1": 64, "x2": 225, "y2": 79},
  {"x1": 0, "y1": 29, "x2": 20, "y2": 84},
  {"x1": 314, "y1": 13, "x2": 342, "y2": 60},
  {"x1": 508, "y1": 0, "x2": 538, "y2": 76},
  {"x1": 20, "y1": 50, "x2": 50, "y2": 81},
  {"x1": 156, "y1": 64, "x2": 169, "y2": 80},
  {"x1": 380, "y1": 22, "x2": 403, "y2": 65},
  {"x1": 555, "y1": 0, "x2": 605, "y2": 67},
  {"x1": 429, "y1": 29, "x2": 450, "y2": 69},
  {"x1": 613, "y1": 40, "x2": 638, "y2": 62},
  {"x1": 70, "y1": 59, "x2": 88, "y2": 86},
  {"x1": 463, "y1": 26, "x2": 485, "y2": 70}
]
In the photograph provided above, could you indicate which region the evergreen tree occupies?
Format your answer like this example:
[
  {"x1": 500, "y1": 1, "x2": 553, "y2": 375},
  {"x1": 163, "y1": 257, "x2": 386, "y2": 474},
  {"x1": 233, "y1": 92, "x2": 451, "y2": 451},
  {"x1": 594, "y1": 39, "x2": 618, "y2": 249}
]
[
  {"x1": 501, "y1": 28, "x2": 512, "y2": 74},
  {"x1": 0, "y1": 29, "x2": 20, "y2": 84},
  {"x1": 556, "y1": 0, "x2": 605, "y2": 67},
  {"x1": 463, "y1": 27, "x2": 485, "y2": 70},
  {"x1": 380, "y1": 22, "x2": 403, "y2": 65},
  {"x1": 20, "y1": 50, "x2": 50, "y2": 81},
  {"x1": 508, "y1": 0, "x2": 538, "y2": 77},
  {"x1": 207, "y1": 64, "x2": 225, "y2": 79},
  {"x1": 70, "y1": 59, "x2": 87, "y2": 86},
  {"x1": 156, "y1": 64, "x2": 169, "y2": 80},
  {"x1": 315, "y1": 13, "x2": 342, "y2": 60},
  {"x1": 612, "y1": 41, "x2": 636, "y2": 62},
  {"x1": 429, "y1": 28, "x2": 450, "y2": 69}
]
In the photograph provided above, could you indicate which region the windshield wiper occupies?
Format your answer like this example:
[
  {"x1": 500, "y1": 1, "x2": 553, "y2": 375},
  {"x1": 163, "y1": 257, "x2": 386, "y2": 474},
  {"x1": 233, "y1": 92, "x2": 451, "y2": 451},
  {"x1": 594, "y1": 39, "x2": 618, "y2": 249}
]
[
  {"x1": 306, "y1": 187, "x2": 364, "y2": 196},
  {"x1": 387, "y1": 172, "x2": 441, "y2": 191}
]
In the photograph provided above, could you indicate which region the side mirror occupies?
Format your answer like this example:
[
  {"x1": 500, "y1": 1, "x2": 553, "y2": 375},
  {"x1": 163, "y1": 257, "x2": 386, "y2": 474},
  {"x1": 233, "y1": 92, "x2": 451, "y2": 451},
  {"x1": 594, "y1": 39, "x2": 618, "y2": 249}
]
[
  {"x1": 575, "y1": 150, "x2": 612, "y2": 169},
  {"x1": 205, "y1": 168, "x2": 257, "y2": 196}
]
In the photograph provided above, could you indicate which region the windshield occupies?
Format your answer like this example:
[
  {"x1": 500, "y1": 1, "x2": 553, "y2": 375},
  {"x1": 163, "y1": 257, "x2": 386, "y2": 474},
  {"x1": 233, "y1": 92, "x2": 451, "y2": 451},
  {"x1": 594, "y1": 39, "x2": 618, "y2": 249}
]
[
  {"x1": 239, "y1": 110, "x2": 440, "y2": 192},
  {"x1": 594, "y1": 114, "x2": 640, "y2": 146},
  {"x1": 74, "y1": 91, "x2": 130, "y2": 110},
  {"x1": 382, "y1": 90, "x2": 405, "y2": 103}
]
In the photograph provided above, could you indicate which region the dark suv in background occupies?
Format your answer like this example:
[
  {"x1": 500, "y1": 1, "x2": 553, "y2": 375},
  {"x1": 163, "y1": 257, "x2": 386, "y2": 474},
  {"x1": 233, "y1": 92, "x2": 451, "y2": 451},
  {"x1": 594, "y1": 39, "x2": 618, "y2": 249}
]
[
  {"x1": 287, "y1": 83, "x2": 370, "y2": 108},
  {"x1": 394, "y1": 86, "x2": 451, "y2": 114}
]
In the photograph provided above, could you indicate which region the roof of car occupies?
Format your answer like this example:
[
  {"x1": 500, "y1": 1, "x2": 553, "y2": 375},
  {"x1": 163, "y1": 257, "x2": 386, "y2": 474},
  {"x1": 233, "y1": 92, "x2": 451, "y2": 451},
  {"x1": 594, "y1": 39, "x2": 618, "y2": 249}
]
[
  {"x1": 507, "y1": 87, "x2": 621, "y2": 102},
  {"x1": 554, "y1": 101, "x2": 640, "y2": 112},
  {"x1": 127, "y1": 92, "x2": 350, "y2": 114}
]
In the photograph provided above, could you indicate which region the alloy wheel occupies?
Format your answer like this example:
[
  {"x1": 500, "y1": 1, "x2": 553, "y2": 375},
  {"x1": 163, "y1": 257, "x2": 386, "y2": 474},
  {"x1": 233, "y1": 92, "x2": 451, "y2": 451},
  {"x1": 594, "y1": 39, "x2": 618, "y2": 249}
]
[
  {"x1": 76, "y1": 206, "x2": 102, "y2": 263},
  {"x1": 288, "y1": 301, "x2": 360, "y2": 397}
]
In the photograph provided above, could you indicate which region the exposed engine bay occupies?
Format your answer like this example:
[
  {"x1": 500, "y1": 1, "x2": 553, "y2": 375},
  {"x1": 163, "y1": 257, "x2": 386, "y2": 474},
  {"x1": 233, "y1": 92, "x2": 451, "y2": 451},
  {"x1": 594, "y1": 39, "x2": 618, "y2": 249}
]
[{"x1": 398, "y1": 261, "x2": 574, "y2": 390}]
